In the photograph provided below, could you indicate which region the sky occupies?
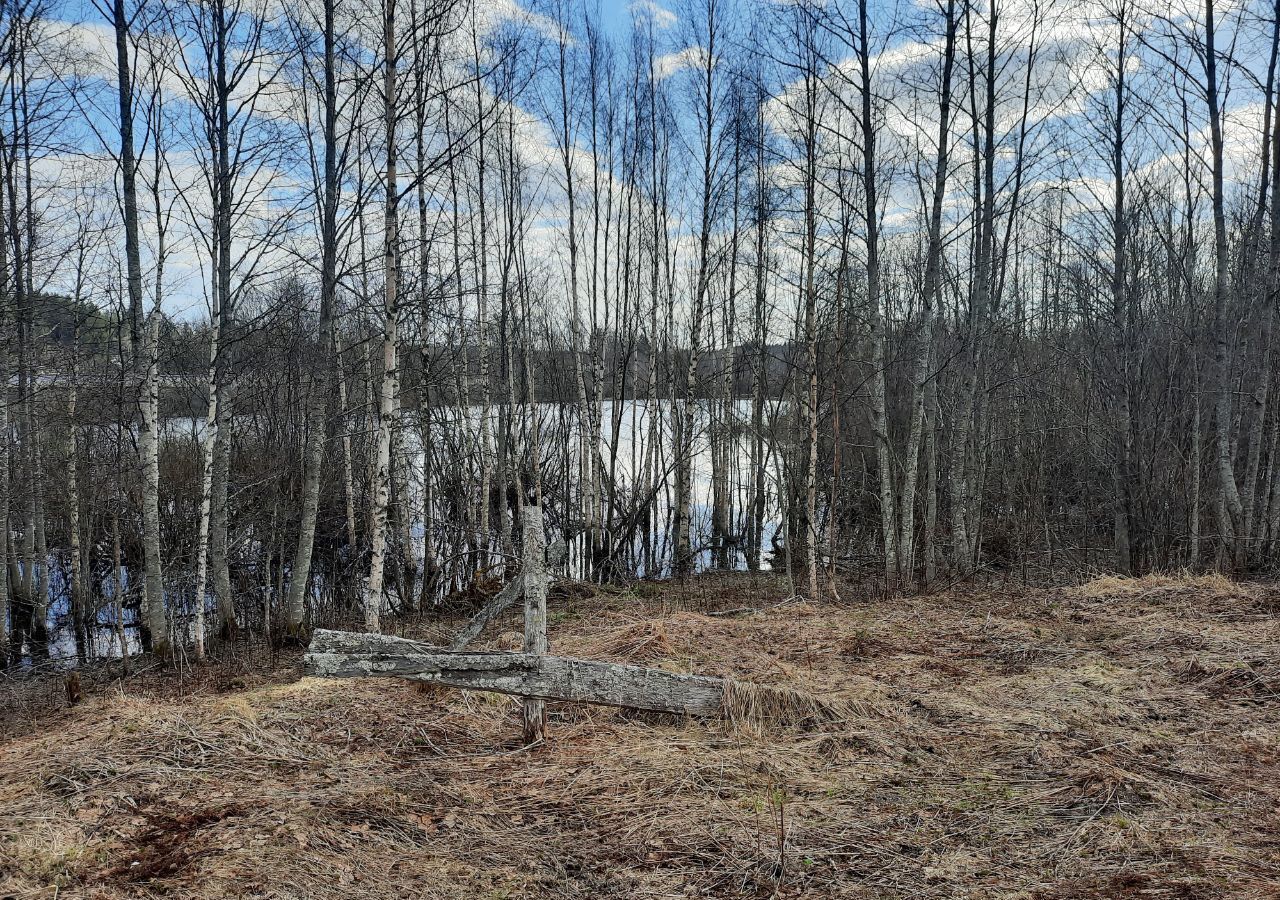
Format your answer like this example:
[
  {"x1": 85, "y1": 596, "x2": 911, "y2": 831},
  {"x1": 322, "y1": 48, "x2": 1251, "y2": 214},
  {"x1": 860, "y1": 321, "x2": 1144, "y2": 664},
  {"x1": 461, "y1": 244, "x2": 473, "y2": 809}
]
[{"x1": 26, "y1": 0, "x2": 1280, "y2": 327}]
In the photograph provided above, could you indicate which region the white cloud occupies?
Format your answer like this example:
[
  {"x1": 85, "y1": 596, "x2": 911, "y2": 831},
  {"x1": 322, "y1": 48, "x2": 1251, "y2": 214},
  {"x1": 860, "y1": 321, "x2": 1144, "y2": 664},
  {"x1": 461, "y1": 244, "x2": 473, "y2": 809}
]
[
  {"x1": 630, "y1": 0, "x2": 677, "y2": 29},
  {"x1": 480, "y1": 0, "x2": 569, "y2": 44},
  {"x1": 654, "y1": 45, "x2": 711, "y2": 80}
]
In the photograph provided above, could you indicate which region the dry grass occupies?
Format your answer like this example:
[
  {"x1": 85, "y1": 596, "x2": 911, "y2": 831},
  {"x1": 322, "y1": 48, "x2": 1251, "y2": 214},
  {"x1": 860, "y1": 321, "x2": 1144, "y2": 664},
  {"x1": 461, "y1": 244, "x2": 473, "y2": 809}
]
[
  {"x1": 1070, "y1": 570, "x2": 1248, "y2": 601},
  {"x1": 2, "y1": 572, "x2": 1279, "y2": 898}
]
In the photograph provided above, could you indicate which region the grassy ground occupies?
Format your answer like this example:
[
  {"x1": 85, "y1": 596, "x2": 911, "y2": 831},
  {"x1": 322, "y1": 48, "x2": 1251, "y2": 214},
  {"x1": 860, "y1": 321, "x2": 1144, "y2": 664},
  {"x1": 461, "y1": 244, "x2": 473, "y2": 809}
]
[{"x1": 1, "y1": 572, "x2": 1278, "y2": 898}]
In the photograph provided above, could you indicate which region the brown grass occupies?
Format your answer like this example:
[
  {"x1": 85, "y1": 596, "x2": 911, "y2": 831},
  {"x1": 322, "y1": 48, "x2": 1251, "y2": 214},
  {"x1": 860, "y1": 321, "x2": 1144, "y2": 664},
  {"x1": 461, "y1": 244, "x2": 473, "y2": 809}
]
[
  {"x1": 2, "y1": 573, "x2": 1279, "y2": 898},
  {"x1": 1070, "y1": 570, "x2": 1249, "y2": 601}
]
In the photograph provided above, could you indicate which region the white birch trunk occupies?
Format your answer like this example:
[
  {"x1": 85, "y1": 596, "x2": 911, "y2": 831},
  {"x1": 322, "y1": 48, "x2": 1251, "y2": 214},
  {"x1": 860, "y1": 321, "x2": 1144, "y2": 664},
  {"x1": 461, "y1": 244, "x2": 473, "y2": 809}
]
[
  {"x1": 211, "y1": 390, "x2": 234, "y2": 638},
  {"x1": 337, "y1": 351, "x2": 358, "y2": 550},
  {"x1": 141, "y1": 313, "x2": 163, "y2": 658},
  {"x1": 192, "y1": 323, "x2": 221, "y2": 660},
  {"x1": 32, "y1": 442, "x2": 47, "y2": 633},
  {"x1": 366, "y1": 0, "x2": 400, "y2": 634},
  {"x1": 0, "y1": 321, "x2": 9, "y2": 652},
  {"x1": 67, "y1": 383, "x2": 85, "y2": 647}
]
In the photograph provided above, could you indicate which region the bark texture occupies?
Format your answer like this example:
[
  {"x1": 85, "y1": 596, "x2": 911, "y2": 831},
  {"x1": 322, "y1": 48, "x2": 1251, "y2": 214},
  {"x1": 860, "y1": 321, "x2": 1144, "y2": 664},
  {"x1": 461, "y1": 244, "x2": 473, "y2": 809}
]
[{"x1": 306, "y1": 630, "x2": 726, "y2": 716}]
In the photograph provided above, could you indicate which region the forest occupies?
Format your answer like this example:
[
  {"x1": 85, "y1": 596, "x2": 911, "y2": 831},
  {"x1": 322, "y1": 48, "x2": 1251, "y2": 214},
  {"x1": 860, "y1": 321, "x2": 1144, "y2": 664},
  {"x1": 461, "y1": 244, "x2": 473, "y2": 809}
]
[
  {"x1": 0, "y1": 0, "x2": 1273, "y2": 659},
  {"x1": 1, "y1": 0, "x2": 1280, "y2": 895}
]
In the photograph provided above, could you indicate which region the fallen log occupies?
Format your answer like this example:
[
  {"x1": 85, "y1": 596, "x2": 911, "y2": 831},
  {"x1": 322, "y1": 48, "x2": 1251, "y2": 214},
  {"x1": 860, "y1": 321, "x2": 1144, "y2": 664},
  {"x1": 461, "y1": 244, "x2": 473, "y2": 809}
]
[
  {"x1": 448, "y1": 517, "x2": 566, "y2": 653},
  {"x1": 306, "y1": 629, "x2": 723, "y2": 715},
  {"x1": 306, "y1": 630, "x2": 848, "y2": 727},
  {"x1": 449, "y1": 574, "x2": 525, "y2": 651}
]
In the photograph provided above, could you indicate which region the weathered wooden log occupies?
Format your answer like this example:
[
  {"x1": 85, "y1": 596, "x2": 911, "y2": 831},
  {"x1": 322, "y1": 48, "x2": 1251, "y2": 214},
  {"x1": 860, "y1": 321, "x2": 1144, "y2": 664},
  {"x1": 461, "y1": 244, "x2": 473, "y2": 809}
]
[
  {"x1": 305, "y1": 629, "x2": 725, "y2": 716},
  {"x1": 449, "y1": 520, "x2": 566, "y2": 653},
  {"x1": 449, "y1": 574, "x2": 525, "y2": 651},
  {"x1": 521, "y1": 506, "x2": 548, "y2": 741}
]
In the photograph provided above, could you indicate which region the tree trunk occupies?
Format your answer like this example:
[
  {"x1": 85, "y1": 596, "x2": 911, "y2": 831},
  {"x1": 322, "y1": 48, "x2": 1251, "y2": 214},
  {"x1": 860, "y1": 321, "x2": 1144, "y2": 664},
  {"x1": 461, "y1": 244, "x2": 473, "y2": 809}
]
[
  {"x1": 211, "y1": 390, "x2": 235, "y2": 640},
  {"x1": 1205, "y1": 0, "x2": 1245, "y2": 565},
  {"x1": 366, "y1": 0, "x2": 401, "y2": 634},
  {"x1": 286, "y1": 0, "x2": 340, "y2": 638},
  {"x1": 67, "y1": 372, "x2": 86, "y2": 652},
  {"x1": 111, "y1": 0, "x2": 144, "y2": 355},
  {"x1": 140, "y1": 313, "x2": 163, "y2": 657},
  {"x1": 900, "y1": 0, "x2": 956, "y2": 588},
  {"x1": 192, "y1": 335, "x2": 221, "y2": 660}
]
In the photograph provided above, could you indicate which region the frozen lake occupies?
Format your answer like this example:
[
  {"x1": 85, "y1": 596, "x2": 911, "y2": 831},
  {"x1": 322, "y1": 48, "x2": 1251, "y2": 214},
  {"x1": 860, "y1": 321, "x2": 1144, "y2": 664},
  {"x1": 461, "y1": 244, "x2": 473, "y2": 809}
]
[{"x1": 13, "y1": 396, "x2": 791, "y2": 667}]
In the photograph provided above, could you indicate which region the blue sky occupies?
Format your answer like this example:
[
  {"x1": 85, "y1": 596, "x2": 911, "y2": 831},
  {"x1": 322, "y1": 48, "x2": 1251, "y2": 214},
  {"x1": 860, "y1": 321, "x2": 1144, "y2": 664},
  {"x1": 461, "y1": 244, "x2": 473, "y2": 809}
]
[{"x1": 34, "y1": 0, "x2": 1280, "y2": 325}]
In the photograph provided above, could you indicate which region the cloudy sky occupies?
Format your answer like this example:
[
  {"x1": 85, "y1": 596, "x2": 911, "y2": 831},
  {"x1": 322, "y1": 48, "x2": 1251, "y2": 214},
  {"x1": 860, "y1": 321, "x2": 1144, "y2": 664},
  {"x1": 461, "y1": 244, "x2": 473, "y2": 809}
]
[{"x1": 28, "y1": 0, "x2": 1278, "y2": 331}]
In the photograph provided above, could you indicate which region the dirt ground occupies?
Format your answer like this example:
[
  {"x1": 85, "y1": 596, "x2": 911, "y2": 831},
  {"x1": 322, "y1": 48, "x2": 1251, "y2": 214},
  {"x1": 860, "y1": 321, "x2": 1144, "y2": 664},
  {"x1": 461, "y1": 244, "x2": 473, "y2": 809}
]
[{"x1": 1, "y1": 572, "x2": 1278, "y2": 898}]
